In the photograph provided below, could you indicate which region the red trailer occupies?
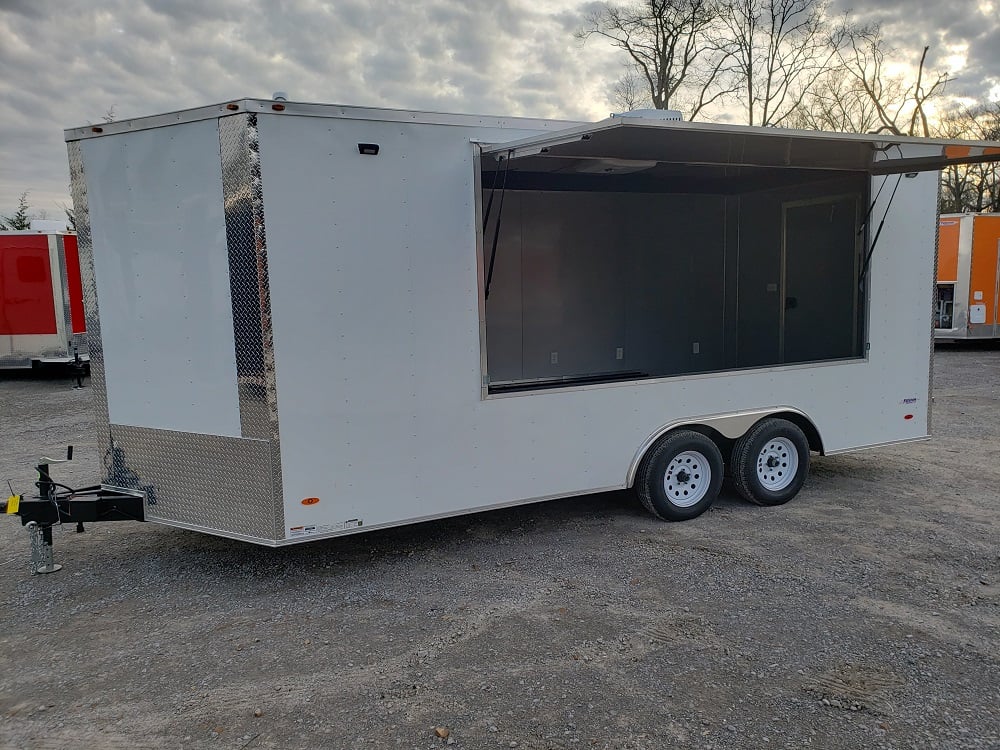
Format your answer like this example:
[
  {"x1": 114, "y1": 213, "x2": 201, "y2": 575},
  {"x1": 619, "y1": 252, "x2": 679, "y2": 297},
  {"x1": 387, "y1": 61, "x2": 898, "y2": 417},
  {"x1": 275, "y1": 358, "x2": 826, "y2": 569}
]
[{"x1": 0, "y1": 230, "x2": 88, "y2": 369}]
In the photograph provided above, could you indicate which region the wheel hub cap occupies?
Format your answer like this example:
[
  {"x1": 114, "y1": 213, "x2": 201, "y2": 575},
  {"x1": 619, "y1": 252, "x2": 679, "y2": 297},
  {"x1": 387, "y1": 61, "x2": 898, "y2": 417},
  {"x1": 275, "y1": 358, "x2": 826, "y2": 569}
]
[
  {"x1": 663, "y1": 451, "x2": 711, "y2": 508},
  {"x1": 756, "y1": 437, "x2": 799, "y2": 492}
]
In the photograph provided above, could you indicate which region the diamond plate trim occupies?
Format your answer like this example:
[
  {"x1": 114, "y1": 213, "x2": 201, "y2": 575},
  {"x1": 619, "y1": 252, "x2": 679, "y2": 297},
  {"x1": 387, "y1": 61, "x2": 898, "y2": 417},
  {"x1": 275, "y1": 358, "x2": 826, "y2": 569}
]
[
  {"x1": 60, "y1": 235, "x2": 90, "y2": 360},
  {"x1": 54, "y1": 234, "x2": 73, "y2": 345},
  {"x1": 0, "y1": 354, "x2": 31, "y2": 369},
  {"x1": 107, "y1": 425, "x2": 275, "y2": 540},
  {"x1": 68, "y1": 140, "x2": 111, "y2": 455},
  {"x1": 219, "y1": 113, "x2": 285, "y2": 540},
  {"x1": 928, "y1": 179, "x2": 942, "y2": 433},
  {"x1": 70, "y1": 332, "x2": 89, "y2": 359}
]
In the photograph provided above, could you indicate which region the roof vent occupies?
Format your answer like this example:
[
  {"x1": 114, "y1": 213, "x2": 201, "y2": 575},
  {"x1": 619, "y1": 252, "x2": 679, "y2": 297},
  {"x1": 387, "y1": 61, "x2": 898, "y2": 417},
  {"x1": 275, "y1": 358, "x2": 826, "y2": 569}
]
[{"x1": 272, "y1": 91, "x2": 288, "y2": 102}]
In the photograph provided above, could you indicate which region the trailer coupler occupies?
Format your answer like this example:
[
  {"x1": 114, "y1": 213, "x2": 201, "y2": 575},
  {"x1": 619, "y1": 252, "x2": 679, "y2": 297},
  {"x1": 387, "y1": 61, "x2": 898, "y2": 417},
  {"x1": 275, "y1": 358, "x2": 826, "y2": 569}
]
[{"x1": 3, "y1": 447, "x2": 145, "y2": 574}]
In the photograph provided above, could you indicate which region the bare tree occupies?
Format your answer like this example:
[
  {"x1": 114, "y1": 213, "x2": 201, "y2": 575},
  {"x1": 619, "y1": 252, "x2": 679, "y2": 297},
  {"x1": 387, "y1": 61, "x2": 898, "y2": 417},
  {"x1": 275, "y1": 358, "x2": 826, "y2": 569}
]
[
  {"x1": 785, "y1": 20, "x2": 955, "y2": 141},
  {"x1": 834, "y1": 25, "x2": 950, "y2": 137},
  {"x1": 786, "y1": 68, "x2": 884, "y2": 132},
  {"x1": 86, "y1": 105, "x2": 118, "y2": 127},
  {"x1": 612, "y1": 70, "x2": 650, "y2": 111},
  {"x1": 579, "y1": 0, "x2": 732, "y2": 119},
  {"x1": 719, "y1": 0, "x2": 838, "y2": 127},
  {"x1": 938, "y1": 102, "x2": 1000, "y2": 213}
]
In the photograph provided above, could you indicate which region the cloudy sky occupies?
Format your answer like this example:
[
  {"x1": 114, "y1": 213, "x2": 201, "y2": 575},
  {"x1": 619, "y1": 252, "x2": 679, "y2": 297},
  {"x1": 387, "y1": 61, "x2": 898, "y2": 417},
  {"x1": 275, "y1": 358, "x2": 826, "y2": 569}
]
[{"x1": 1, "y1": 0, "x2": 998, "y2": 220}]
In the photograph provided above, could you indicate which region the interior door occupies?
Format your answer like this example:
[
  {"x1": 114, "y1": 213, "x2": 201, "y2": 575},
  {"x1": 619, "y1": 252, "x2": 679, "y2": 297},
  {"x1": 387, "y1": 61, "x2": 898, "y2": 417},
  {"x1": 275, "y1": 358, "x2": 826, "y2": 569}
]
[{"x1": 781, "y1": 195, "x2": 860, "y2": 363}]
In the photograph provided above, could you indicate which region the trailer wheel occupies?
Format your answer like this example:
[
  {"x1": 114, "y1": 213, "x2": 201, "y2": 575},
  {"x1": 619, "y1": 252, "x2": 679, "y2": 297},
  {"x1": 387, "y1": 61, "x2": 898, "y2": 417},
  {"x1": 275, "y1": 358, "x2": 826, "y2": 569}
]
[
  {"x1": 731, "y1": 418, "x2": 810, "y2": 506},
  {"x1": 635, "y1": 430, "x2": 724, "y2": 521}
]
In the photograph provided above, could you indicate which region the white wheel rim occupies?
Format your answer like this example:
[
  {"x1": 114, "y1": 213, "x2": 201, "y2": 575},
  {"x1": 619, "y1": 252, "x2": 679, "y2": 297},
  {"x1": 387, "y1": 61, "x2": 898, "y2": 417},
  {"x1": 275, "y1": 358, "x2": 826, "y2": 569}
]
[
  {"x1": 663, "y1": 450, "x2": 712, "y2": 507},
  {"x1": 756, "y1": 437, "x2": 799, "y2": 491}
]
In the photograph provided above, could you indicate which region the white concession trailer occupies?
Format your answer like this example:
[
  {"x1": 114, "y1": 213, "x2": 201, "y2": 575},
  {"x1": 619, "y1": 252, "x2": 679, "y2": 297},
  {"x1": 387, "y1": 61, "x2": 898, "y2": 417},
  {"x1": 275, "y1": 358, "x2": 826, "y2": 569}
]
[{"x1": 12, "y1": 97, "x2": 1000, "y2": 558}]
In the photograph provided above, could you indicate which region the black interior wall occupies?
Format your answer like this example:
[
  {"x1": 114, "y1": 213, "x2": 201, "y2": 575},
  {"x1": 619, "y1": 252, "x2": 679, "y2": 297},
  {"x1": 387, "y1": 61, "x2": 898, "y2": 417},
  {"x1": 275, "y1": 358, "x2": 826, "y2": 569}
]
[
  {"x1": 735, "y1": 175, "x2": 866, "y2": 367},
  {"x1": 483, "y1": 170, "x2": 868, "y2": 390},
  {"x1": 484, "y1": 191, "x2": 727, "y2": 384},
  {"x1": 622, "y1": 193, "x2": 728, "y2": 377}
]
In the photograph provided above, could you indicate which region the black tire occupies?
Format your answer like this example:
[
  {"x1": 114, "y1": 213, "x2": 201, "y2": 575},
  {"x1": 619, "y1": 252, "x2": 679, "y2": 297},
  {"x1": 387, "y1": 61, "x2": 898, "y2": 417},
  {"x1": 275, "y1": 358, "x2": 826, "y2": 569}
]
[
  {"x1": 635, "y1": 430, "x2": 724, "y2": 521},
  {"x1": 731, "y1": 418, "x2": 810, "y2": 506}
]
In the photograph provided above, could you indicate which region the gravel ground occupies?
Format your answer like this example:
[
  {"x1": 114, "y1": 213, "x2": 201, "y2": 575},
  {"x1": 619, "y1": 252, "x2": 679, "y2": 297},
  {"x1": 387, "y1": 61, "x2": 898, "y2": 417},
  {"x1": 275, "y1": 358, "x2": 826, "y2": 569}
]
[{"x1": 1, "y1": 346, "x2": 998, "y2": 750}]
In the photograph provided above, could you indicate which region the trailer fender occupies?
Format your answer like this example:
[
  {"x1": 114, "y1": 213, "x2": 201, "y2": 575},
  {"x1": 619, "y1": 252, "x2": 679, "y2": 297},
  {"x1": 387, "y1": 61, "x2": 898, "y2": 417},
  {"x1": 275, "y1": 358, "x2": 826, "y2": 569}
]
[{"x1": 625, "y1": 407, "x2": 824, "y2": 488}]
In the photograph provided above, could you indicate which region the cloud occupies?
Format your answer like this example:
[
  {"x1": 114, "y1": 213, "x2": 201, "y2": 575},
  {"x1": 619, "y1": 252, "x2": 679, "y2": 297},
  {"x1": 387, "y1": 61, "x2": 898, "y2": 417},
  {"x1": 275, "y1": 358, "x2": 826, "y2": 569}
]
[
  {"x1": 830, "y1": 0, "x2": 1000, "y2": 99},
  {"x1": 0, "y1": 0, "x2": 621, "y2": 216},
  {"x1": 0, "y1": 0, "x2": 48, "y2": 19},
  {"x1": 1, "y1": 0, "x2": 998, "y2": 217}
]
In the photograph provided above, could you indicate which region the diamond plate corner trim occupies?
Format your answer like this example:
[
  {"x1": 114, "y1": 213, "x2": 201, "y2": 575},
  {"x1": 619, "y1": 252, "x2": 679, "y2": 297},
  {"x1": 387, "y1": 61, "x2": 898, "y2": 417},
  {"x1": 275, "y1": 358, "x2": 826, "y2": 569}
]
[
  {"x1": 54, "y1": 234, "x2": 73, "y2": 348},
  {"x1": 219, "y1": 113, "x2": 286, "y2": 541},
  {"x1": 71, "y1": 332, "x2": 89, "y2": 359},
  {"x1": 928, "y1": 179, "x2": 943, "y2": 433},
  {"x1": 67, "y1": 140, "x2": 112, "y2": 478},
  {"x1": 108, "y1": 425, "x2": 276, "y2": 542}
]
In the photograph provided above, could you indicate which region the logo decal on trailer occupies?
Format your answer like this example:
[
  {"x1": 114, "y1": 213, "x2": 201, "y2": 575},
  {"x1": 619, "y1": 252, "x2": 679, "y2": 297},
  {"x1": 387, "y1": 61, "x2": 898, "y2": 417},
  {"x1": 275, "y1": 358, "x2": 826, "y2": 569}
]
[{"x1": 900, "y1": 397, "x2": 918, "y2": 405}]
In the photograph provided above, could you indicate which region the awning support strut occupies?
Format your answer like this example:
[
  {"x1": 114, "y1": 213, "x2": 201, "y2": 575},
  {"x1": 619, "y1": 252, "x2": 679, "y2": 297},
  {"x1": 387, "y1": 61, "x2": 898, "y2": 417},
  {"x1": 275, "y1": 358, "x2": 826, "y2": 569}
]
[
  {"x1": 859, "y1": 172, "x2": 904, "y2": 286},
  {"x1": 484, "y1": 151, "x2": 512, "y2": 301}
]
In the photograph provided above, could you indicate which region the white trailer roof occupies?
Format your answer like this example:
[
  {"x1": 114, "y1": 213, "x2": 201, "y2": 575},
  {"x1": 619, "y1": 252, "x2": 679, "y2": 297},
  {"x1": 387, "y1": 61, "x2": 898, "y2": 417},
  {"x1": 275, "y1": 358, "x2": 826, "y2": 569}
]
[
  {"x1": 482, "y1": 117, "x2": 1000, "y2": 175},
  {"x1": 64, "y1": 99, "x2": 1000, "y2": 177},
  {"x1": 63, "y1": 98, "x2": 578, "y2": 142},
  {"x1": 0, "y1": 229, "x2": 73, "y2": 236}
]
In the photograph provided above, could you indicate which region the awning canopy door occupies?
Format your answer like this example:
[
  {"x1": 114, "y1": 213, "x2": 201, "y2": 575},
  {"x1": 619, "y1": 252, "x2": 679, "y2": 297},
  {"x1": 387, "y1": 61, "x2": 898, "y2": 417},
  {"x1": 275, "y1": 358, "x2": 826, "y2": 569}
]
[{"x1": 481, "y1": 119, "x2": 1000, "y2": 176}]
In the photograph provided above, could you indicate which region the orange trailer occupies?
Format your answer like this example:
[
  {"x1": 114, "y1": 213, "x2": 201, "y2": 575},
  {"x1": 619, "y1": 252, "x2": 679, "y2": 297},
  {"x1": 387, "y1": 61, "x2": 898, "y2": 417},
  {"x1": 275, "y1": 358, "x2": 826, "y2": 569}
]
[{"x1": 935, "y1": 213, "x2": 1000, "y2": 339}]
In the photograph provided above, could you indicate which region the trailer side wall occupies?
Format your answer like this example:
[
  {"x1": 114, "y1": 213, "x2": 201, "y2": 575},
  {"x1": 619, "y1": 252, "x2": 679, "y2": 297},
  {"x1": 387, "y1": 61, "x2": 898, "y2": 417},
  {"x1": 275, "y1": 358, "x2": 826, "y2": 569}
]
[{"x1": 255, "y1": 114, "x2": 939, "y2": 540}]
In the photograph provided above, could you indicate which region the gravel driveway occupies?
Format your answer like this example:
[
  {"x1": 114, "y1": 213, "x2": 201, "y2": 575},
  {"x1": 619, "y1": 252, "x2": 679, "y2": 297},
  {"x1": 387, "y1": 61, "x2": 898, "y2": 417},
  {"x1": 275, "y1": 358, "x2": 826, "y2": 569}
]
[{"x1": 1, "y1": 345, "x2": 998, "y2": 750}]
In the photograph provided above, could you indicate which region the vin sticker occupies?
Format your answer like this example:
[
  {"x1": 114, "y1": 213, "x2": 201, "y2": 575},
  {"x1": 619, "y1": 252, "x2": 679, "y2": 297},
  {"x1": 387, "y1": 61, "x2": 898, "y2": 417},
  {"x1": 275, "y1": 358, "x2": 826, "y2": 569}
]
[{"x1": 289, "y1": 519, "x2": 364, "y2": 538}]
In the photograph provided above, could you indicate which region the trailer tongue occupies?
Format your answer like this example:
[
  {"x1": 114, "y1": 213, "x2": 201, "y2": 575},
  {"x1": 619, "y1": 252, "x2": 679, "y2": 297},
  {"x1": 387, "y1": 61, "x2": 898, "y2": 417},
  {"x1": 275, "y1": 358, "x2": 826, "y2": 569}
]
[{"x1": 4, "y1": 447, "x2": 144, "y2": 573}]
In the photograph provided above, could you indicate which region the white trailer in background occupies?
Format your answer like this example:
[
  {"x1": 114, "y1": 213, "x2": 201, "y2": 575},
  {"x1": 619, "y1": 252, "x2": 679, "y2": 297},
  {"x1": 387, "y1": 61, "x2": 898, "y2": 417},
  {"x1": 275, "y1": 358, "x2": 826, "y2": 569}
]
[{"x1": 37, "y1": 98, "x2": 1000, "y2": 548}]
